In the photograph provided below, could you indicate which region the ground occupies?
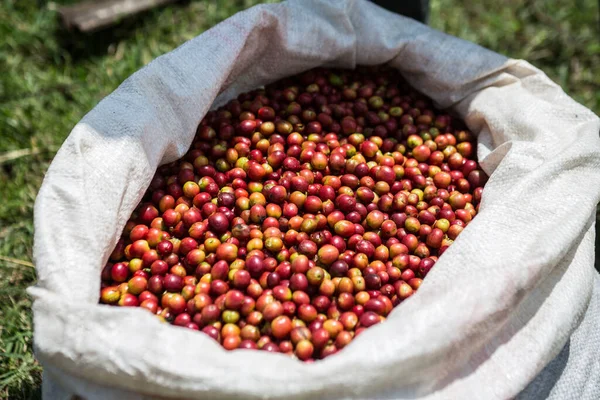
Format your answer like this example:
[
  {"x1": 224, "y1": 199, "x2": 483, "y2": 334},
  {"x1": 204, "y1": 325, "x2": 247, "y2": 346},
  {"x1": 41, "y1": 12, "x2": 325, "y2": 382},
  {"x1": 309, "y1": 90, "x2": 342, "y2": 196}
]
[{"x1": 0, "y1": 0, "x2": 598, "y2": 398}]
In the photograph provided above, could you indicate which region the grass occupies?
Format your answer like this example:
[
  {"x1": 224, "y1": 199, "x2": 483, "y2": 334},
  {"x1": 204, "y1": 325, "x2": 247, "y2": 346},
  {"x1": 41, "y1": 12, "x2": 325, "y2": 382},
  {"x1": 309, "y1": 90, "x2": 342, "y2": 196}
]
[
  {"x1": 0, "y1": 0, "x2": 598, "y2": 398},
  {"x1": 430, "y1": 0, "x2": 600, "y2": 114}
]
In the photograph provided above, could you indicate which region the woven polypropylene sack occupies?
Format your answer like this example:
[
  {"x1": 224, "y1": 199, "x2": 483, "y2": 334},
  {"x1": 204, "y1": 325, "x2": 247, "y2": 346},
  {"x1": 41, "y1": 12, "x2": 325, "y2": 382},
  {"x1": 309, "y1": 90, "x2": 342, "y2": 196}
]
[{"x1": 30, "y1": 0, "x2": 600, "y2": 399}]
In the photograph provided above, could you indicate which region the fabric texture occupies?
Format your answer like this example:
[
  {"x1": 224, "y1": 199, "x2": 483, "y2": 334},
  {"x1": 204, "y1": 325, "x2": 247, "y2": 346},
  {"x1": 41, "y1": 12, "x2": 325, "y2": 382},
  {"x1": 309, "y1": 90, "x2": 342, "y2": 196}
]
[{"x1": 30, "y1": 0, "x2": 600, "y2": 399}]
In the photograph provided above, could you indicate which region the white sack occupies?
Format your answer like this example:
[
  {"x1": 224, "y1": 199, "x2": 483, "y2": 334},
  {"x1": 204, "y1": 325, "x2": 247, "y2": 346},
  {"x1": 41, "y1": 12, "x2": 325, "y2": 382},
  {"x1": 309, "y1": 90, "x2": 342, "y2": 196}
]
[{"x1": 30, "y1": 0, "x2": 600, "y2": 398}]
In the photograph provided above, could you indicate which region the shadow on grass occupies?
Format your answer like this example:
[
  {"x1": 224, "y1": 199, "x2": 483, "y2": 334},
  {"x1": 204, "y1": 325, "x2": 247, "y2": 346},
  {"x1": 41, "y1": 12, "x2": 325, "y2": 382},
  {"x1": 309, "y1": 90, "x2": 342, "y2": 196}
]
[
  {"x1": 7, "y1": 383, "x2": 42, "y2": 400},
  {"x1": 54, "y1": 0, "x2": 192, "y2": 62}
]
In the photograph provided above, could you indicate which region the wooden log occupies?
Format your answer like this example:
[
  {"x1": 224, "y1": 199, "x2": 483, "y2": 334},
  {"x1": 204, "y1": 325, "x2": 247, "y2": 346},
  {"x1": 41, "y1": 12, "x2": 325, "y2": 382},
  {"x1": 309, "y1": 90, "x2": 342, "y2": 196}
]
[{"x1": 58, "y1": 0, "x2": 181, "y2": 32}]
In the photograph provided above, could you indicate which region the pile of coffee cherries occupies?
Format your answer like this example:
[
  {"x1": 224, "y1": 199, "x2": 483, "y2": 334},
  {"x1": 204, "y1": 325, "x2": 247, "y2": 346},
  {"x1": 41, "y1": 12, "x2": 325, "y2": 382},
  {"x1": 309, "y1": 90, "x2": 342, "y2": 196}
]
[{"x1": 100, "y1": 66, "x2": 487, "y2": 361}]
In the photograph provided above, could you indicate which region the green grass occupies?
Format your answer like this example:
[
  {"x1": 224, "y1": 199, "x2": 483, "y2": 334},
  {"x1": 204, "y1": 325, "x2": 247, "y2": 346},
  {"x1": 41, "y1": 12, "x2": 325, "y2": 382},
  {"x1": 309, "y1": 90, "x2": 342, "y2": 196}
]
[
  {"x1": 0, "y1": 0, "x2": 598, "y2": 398},
  {"x1": 430, "y1": 0, "x2": 600, "y2": 114}
]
